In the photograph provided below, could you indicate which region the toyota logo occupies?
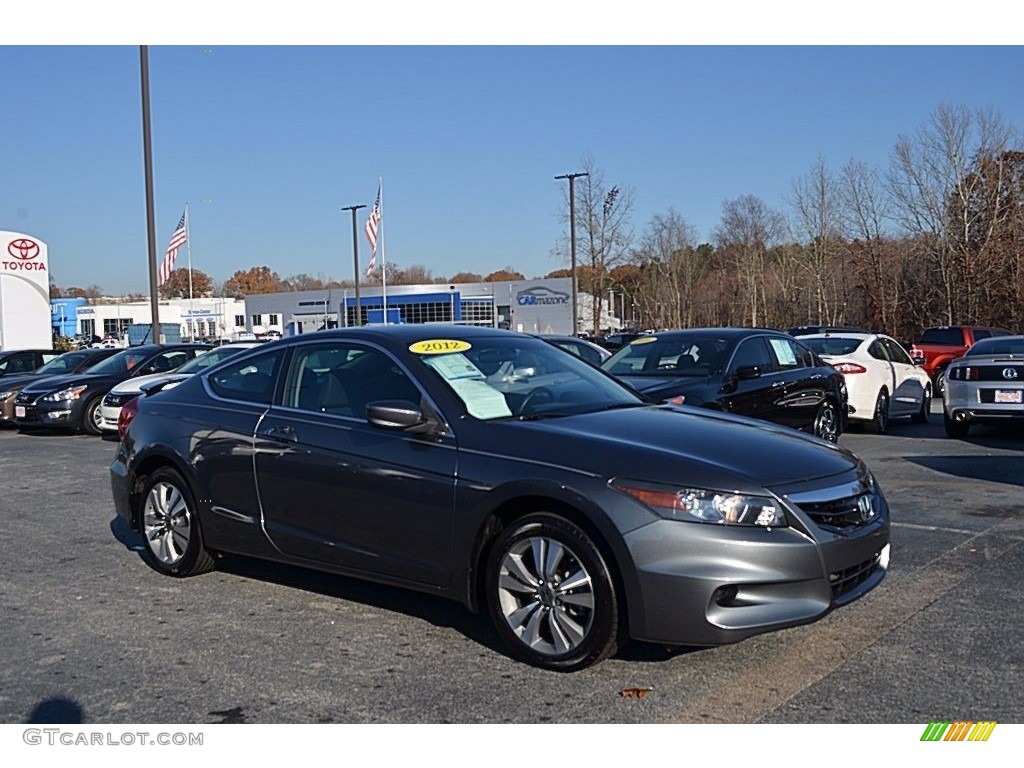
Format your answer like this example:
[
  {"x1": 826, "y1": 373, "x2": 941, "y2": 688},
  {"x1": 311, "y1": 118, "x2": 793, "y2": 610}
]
[
  {"x1": 1003, "y1": 367, "x2": 1019, "y2": 380},
  {"x1": 7, "y1": 238, "x2": 40, "y2": 260}
]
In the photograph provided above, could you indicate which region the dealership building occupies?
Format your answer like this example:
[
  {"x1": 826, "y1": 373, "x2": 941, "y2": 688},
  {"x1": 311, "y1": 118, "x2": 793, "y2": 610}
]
[
  {"x1": 49, "y1": 296, "x2": 248, "y2": 341},
  {"x1": 242, "y1": 278, "x2": 619, "y2": 337}
]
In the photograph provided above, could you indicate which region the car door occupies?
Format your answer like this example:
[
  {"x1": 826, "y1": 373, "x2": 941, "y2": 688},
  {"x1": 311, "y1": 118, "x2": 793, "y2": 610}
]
[
  {"x1": 717, "y1": 336, "x2": 778, "y2": 421},
  {"x1": 254, "y1": 340, "x2": 458, "y2": 587},
  {"x1": 881, "y1": 336, "x2": 924, "y2": 415},
  {"x1": 763, "y1": 335, "x2": 825, "y2": 430}
]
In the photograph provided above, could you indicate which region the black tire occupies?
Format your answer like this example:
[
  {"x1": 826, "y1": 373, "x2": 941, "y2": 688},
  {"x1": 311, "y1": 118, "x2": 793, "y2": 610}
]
[
  {"x1": 944, "y1": 411, "x2": 970, "y2": 439},
  {"x1": 934, "y1": 370, "x2": 946, "y2": 399},
  {"x1": 138, "y1": 467, "x2": 215, "y2": 577},
  {"x1": 911, "y1": 386, "x2": 932, "y2": 424},
  {"x1": 865, "y1": 390, "x2": 889, "y2": 434},
  {"x1": 81, "y1": 396, "x2": 104, "y2": 436},
  {"x1": 485, "y1": 513, "x2": 620, "y2": 671},
  {"x1": 812, "y1": 400, "x2": 841, "y2": 443}
]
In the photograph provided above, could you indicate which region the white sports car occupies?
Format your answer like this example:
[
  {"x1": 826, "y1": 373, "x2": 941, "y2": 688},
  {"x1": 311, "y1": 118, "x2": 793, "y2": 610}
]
[{"x1": 799, "y1": 333, "x2": 932, "y2": 433}]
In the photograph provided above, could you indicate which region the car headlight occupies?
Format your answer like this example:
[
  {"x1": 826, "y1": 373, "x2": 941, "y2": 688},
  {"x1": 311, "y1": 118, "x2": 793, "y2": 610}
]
[
  {"x1": 0, "y1": 390, "x2": 14, "y2": 401},
  {"x1": 613, "y1": 479, "x2": 787, "y2": 527},
  {"x1": 41, "y1": 385, "x2": 88, "y2": 402}
]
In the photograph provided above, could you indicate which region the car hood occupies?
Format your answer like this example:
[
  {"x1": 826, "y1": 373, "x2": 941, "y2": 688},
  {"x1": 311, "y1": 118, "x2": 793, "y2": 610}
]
[
  {"x1": 0, "y1": 373, "x2": 45, "y2": 393},
  {"x1": 491, "y1": 405, "x2": 858, "y2": 491},
  {"x1": 110, "y1": 371, "x2": 189, "y2": 396},
  {"x1": 19, "y1": 373, "x2": 122, "y2": 394},
  {"x1": 615, "y1": 374, "x2": 712, "y2": 399}
]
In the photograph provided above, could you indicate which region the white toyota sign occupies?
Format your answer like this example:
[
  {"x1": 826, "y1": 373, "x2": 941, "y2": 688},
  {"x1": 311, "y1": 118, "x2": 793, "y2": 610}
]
[{"x1": 1, "y1": 230, "x2": 52, "y2": 350}]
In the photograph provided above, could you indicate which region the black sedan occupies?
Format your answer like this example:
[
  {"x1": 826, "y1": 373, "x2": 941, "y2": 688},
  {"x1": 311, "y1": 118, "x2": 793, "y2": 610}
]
[
  {"x1": 0, "y1": 347, "x2": 120, "y2": 426},
  {"x1": 602, "y1": 328, "x2": 848, "y2": 443},
  {"x1": 15, "y1": 343, "x2": 211, "y2": 435},
  {"x1": 111, "y1": 325, "x2": 889, "y2": 671}
]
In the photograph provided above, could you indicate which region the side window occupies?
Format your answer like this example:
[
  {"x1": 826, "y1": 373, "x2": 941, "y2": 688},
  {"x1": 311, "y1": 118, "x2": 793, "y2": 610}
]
[
  {"x1": 208, "y1": 349, "x2": 284, "y2": 404},
  {"x1": 972, "y1": 329, "x2": 992, "y2": 341},
  {"x1": 882, "y1": 338, "x2": 914, "y2": 365},
  {"x1": 868, "y1": 341, "x2": 888, "y2": 361},
  {"x1": 141, "y1": 350, "x2": 189, "y2": 374},
  {"x1": 767, "y1": 337, "x2": 806, "y2": 370},
  {"x1": 282, "y1": 343, "x2": 420, "y2": 418},
  {"x1": 730, "y1": 337, "x2": 775, "y2": 374}
]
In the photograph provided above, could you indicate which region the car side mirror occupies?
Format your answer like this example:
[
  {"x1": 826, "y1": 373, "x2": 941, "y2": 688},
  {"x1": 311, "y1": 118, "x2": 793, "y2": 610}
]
[
  {"x1": 912, "y1": 355, "x2": 925, "y2": 366},
  {"x1": 366, "y1": 400, "x2": 440, "y2": 434},
  {"x1": 735, "y1": 365, "x2": 762, "y2": 380}
]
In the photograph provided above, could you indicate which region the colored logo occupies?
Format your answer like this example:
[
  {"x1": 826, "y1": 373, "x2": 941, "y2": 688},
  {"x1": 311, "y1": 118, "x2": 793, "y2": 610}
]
[
  {"x1": 409, "y1": 339, "x2": 472, "y2": 355},
  {"x1": 920, "y1": 721, "x2": 997, "y2": 741},
  {"x1": 516, "y1": 287, "x2": 570, "y2": 306},
  {"x1": 7, "y1": 238, "x2": 40, "y2": 260}
]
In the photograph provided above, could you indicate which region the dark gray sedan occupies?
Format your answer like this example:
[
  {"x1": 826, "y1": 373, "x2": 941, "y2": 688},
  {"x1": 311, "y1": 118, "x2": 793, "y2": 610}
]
[{"x1": 111, "y1": 325, "x2": 890, "y2": 671}]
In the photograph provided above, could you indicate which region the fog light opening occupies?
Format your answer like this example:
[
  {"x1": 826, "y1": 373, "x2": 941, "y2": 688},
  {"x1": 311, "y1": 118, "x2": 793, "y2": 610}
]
[
  {"x1": 955, "y1": 412, "x2": 968, "y2": 422},
  {"x1": 713, "y1": 585, "x2": 740, "y2": 607}
]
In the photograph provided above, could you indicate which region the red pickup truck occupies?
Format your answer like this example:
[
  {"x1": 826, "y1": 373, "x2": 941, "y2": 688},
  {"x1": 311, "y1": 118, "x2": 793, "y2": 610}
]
[{"x1": 910, "y1": 325, "x2": 1014, "y2": 397}]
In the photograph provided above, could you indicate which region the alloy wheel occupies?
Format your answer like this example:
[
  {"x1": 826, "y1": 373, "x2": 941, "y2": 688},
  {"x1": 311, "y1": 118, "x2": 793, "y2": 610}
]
[{"x1": 143, "y1": 481, "x2": 193, "y2": 566}]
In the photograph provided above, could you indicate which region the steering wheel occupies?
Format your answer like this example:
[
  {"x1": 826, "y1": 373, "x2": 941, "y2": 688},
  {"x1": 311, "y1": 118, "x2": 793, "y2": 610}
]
[{"x1": 519, "y1": 387, "x2": 555, "y2": 415}]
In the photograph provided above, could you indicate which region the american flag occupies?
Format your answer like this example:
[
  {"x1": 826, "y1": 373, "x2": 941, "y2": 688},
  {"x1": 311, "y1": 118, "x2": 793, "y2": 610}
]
[
  {"x1": 158, "y1": 209, "x2": 188, "y2": 286},
  {"x1": 364, "y1": 184, "x2": 381, "y2": 277}
]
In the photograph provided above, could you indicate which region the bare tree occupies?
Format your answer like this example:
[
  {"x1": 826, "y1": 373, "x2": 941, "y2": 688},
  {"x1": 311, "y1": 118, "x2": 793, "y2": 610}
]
[
  {"x1": 713, "y1": 195, "x2": 785, "y2": 327},
  {"x1": 888, "y1": 104, "x2": 1015, "y2": 323},
  {"x1": 634, "y1": 209, "x2": 703, "y2": 329},
  {"x1": 554, "y1": 156, "x2": 635, "y2": 334}
]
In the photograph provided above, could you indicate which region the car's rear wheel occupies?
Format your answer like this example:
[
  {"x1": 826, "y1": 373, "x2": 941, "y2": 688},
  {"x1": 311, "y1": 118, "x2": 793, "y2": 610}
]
[
  {"x1": 865, "y1": 390, "x2": 889, "y2": 434},
  {"x1": 943, "y1": 411, "x2": 970, "y2": 439},
  {"x1": 485, "y1": 513, "x2": 620, "y2": 671},
  {"x1": 911, "y1": 386, "x2": 932, "y2": 424},
  {"x1": 140, "y1": 468, "x2": 215, "y2": 577},
  {"x1": 82, "y1": 396, "x2": 104, "y2": 436},
  {"x1": 934, "y1": 370, "x2": 946, "y2": 399},
  {"x1": 813, "y1": 401, "x2": 841, "y2": 443}
]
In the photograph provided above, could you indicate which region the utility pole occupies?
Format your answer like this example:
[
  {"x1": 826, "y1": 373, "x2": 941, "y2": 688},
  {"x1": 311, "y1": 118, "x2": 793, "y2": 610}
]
[
  {"x1": 555, "y1": 171, "x2": 588, "y2": 336},
  {"x1": 139, "y1": 45, "x2": 161, "y2": 344},
  {"x1": 341, "y1": 204, "x2": 366, "y2": 326}
]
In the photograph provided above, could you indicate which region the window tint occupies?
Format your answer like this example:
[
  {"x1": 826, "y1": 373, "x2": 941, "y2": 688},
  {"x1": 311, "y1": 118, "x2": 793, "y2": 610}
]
[
  {"x1": 920, "y1": 328, "x2": 964, "y2": 345},
  {"x1": 208, "y1": 349, "x2": 284, "y2": 404},
  {"x1": 973, "y1": 329, "x2": 992, "y2": 340},
  {"x1": 730, "y1": 337, "x2": 775, "y2": 373},
  {"x1": 881, "y1": 338, "x2": 914, "y2": 365},
  {"x1": 802, "y1": 337, "x2": 862, "y2": 356},
  {"x1": 867, "y1": 341, "x2": 888, "y2": 361},
  {"x1": 282, "y1": 343, "x2": 421, "y2": 418}
]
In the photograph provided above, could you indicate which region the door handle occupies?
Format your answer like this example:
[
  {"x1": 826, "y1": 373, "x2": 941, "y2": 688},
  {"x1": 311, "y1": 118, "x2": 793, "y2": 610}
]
[{"x1": 263, "y1": 424, "x2": 298, "y2": 443}]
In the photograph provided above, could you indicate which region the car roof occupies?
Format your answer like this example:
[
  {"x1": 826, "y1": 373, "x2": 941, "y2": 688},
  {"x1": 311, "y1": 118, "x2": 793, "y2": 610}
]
[
  {"x1": 799, "y1": 332, "x2": 877, "y2": 341},
  {"x1": 287, "y1": 325, "x2": 519, "y2": 344},
  {"x1": 634, "y1": 327, "x2": 787, "y2": 339}
]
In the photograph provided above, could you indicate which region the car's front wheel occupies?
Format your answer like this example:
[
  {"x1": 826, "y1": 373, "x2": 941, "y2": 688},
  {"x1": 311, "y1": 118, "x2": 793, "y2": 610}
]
[
  {"x1": 139, "y1": 468, "x2": 215, "y2": 577},
  {"x1": 813, "y1": 400, "x2": 841, "y2": 443},
  {"x1": 485, "y1": 513, "x2": 620, "y2": 671},
  {"x1": 81, "y1": 396, "x2": 104, "y2": 436}
]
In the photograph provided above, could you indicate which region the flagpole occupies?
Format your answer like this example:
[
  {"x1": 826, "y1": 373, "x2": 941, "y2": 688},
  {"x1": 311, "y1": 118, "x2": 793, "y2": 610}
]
[
  {"x1": 185, "y1": 202, "x2": 194, "y2": 340},
  {"x1": 379, "y1": 177, "x2": 388, "y2": 324}
]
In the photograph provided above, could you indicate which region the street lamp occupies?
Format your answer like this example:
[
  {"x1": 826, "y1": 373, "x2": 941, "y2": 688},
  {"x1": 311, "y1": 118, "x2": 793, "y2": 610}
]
[
  {"x1": 555, "y1": 171, "x2": 588, "y2": 336},
  {"x1": 341, "y1": 204, "x2": 366, "y2": 326}
]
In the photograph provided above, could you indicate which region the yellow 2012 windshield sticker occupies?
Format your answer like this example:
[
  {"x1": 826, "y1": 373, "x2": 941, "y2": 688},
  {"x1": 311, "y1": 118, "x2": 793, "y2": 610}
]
[{"x1": 409, "y1": 339, "x2": 472, "y2": 355}]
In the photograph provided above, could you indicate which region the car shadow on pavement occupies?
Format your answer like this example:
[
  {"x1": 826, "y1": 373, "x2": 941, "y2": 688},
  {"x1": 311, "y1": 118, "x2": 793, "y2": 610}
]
[{"x1": 904, "y1": 455, "x2": 1024, "y2": 488}]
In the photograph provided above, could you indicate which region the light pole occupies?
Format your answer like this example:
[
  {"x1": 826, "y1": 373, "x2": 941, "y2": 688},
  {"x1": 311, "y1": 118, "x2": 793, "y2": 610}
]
[
  {"x1": 341, "y1": 204, "x2": 366, "y2": 326},
  {"x1": 555, "y1": 171, "x2": 588, "y2": 336}
]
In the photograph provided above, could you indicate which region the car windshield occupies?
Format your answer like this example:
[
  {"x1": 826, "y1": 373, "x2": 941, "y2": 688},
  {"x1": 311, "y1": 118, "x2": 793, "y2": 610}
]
[
  {"x1": 965, "y1": 338, "x2": 1024, "y2": 357},
  {"x1": 34, "y1": 351, "x2": 89, "y2": 374},
  {"x1": 85, "y1": 348, "x2": 153, "y2": 376},
  {"x1": 413, "y1": 335, "x2": 643, "y2": 420},
  {"x1": 173, "y1": 346, "x2": 248, "y2": 374},
  {"x1": 603, "y1": 334, "x2": 729, "y2": 377},
  {"x1": 800, "y1": 337, "x2": 862, "y2": 356}
]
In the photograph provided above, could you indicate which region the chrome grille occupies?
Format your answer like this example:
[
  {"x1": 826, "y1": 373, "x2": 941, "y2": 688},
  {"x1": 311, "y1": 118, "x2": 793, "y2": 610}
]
[{"x1": 798, "y1": 492, "x2": 877, "y2": 532}]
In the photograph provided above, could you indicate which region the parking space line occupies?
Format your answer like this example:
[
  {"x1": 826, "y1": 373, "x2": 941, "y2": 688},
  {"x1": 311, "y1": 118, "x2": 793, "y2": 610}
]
[
  {"x1": 892, "y1": 521, "x2": 1024, "y2": 539},
  {"x1": 663, "y1": 527, "x2": 1021, "y2": 723}
]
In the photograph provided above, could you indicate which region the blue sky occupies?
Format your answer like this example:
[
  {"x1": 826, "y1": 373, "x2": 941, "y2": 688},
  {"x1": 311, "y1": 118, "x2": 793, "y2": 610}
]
[{"x1": 3, "y1": 11, "x2": 1022, "y2": 294}]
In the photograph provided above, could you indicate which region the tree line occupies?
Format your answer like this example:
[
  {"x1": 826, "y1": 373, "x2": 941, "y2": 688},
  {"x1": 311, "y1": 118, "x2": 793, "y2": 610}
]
[{"x1": 51, "y1": 104, "x2": 1022, "y2": 344}]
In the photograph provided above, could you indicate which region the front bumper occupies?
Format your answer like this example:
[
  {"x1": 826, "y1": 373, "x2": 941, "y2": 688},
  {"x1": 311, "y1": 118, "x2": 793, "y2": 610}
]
[
  {"x1": 12, "y1": 399, "x2": 79, "y2": 429},
  {"x1": 99, "y1": 404, "x2": 122, "y2": 432},
  {"x1": 622, "y1": 488, "x2": 889, "y2": 646}
]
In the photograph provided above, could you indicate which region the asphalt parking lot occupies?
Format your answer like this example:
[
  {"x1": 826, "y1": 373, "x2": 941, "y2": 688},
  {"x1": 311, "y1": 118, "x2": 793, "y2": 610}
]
[{"x1": 1, "y1": 409, "x2": 1022, "y2": 724}]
